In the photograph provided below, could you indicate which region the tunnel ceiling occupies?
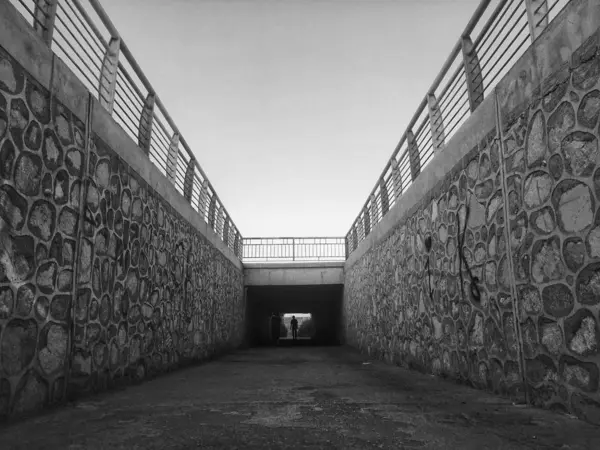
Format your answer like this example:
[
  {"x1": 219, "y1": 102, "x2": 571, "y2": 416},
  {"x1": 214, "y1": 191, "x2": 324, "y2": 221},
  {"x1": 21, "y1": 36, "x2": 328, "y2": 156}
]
[{"x1": 247, "y1": 285, "x2": 343, "y2": 312}]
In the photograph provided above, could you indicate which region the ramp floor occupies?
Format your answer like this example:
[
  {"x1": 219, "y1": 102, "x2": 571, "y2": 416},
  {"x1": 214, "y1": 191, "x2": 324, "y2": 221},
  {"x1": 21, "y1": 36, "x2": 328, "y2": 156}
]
[{"x1": 0, "y1": 347, "x2": 598, "y2": 449}]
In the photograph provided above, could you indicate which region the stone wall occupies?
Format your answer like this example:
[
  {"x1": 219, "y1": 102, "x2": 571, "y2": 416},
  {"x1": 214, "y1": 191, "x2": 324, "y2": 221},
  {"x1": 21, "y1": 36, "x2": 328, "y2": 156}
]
[
  {"x1": 0, "y1": 1, "x2": 244, "y2": 420},
  {"x1": 0, "y1": 44, "x2": 82, "y2": 418},
  {"x1": 69, "y1": 134, "x2": 245, "y2": 396},
  {"x1": 344, "y1": 0, "x2": 600, "y2": 426}
]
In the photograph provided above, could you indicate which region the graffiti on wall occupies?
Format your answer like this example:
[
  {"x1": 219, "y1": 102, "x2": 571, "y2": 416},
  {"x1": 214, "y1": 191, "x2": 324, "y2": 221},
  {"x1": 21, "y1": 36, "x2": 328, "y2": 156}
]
[
  {"x1": 344, "y1": 32, "x2": 600, "y2": 425},
  {"x1": 0, "y1": 45, "x2": 244, "y2": 418}
]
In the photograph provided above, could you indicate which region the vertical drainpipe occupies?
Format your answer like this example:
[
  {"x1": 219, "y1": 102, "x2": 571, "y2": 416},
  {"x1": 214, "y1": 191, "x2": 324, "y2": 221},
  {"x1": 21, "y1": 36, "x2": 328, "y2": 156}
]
[
  {"x1": 494, "y1": 91, "x2": 529, "y2": 405},
  {"x1": 67, "y1": 90, "x2": 94, "y2": 400}
]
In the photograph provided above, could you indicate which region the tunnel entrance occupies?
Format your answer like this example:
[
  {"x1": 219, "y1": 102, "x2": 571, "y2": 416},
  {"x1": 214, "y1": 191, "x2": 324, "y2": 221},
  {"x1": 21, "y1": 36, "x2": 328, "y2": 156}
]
[
  {"x1": 245, "y1": 285, "x2": 343, "y2": 347},
  {"x1": 281, "y1": 313, "x2": 314, "y2": 342}
]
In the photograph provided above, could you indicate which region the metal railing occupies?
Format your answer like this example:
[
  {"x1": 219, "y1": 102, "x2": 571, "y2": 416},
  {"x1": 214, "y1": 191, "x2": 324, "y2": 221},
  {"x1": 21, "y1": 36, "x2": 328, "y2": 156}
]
[
  {"x1": 344, "y1": 0, "x2": 569, "y2": 256},
  {"x1": 243, "y1": 238, "x2": 346, "y2": 262},
  {"x1": 10, "y1": 0, "x2": 243, "y2": 259},
  {"x1": 10, "y1": 0, "x2": 572, "y2": 263}
]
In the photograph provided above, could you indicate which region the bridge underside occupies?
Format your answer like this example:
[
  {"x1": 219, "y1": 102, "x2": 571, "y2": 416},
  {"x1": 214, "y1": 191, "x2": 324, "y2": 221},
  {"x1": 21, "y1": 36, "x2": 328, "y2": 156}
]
[{"x1": 245, "y1": 285, "x2": 344, "y2": 347}]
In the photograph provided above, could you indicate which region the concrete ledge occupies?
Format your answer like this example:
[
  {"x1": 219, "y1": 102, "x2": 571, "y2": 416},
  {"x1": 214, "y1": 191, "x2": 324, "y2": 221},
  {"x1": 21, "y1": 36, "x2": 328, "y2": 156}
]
[
  {"x1": 51, "y1": 53, "x2": 89, "y2": 123},
  {"x1": 345, "y1": 90, "x2": 498, "y2": 270},
  {"x1": 244, "y1": 263, "x2": 344, "y2": 286}
]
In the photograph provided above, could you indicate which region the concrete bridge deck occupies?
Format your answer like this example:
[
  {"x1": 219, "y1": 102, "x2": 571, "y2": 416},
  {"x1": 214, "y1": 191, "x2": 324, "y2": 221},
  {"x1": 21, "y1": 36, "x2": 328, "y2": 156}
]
[
  {"x1": 0, "y1": 346, "x2": 598, "y2": 449},
  {"x1": 244, "y1": 262, "x2": 345, "y2": 286}
]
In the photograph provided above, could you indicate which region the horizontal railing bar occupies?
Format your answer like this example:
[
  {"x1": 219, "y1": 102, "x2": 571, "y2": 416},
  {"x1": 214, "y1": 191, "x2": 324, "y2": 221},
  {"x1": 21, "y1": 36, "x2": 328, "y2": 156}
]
[
  {"x1": 69, "y1": 1, "x2": 108, "y2": 55},
  {"x1": 462, "y1": 0, "x2": 494, "y2": 38},
  {"x1": 64, "y1": 0, "x2": 106, "y2": 54},
  {"x1": 472, "y1": 0, "x2": 512, "y2": 49}
]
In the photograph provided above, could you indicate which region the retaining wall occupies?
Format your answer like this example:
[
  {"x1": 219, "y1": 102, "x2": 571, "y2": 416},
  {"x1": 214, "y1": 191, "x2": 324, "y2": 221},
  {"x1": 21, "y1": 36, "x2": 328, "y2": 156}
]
[
  {"x1": 0, "y1": 0, "x2": 245, "y2": 420},
  {"x1": 343, "y1": 0, "x2": 600, "y2": 426}
]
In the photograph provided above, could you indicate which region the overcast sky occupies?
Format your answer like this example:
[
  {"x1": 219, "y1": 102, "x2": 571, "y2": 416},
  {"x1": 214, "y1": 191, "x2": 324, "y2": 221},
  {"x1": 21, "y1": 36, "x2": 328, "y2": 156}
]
[{"x1": 98, "y1": 0, "x2": 481, "y2": 237}]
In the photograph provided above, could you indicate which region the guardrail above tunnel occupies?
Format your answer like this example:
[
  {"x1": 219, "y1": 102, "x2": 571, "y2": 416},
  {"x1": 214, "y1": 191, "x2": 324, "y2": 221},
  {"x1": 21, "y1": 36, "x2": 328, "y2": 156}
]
[
  {"x1": 242, "y1": 237, "x2": 346, "y2": 285},
  {"x1": 242, "y1": 237, "x2": 346, "y2": 263}
]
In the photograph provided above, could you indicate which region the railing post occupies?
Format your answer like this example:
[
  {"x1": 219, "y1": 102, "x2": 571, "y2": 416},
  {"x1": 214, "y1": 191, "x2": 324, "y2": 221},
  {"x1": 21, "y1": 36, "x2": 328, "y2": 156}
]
[
  {"x1": 98, "y1": 37, "x2": 120, "y2": 114},
  {"x1": 208, "y1": 195, "x2": 216, "y2": 230},
  {"x1": 391, "y1": 158, "x2": 403, "y2": 201},
  {"x1": 344, "y1": 237, "x2": 349, "y2": 259},
  {"x1": 352, "y1": 226, "x2": 358, "y2": 252},
  {"x1": 223, "y1": 215, "x2": 230, "y2": 247},
  {"x1": 138, "y1": 93, "x2": 155, "y2": 154},
  {"x1": 364, "y1": 206, "x2": 371, "y2": 237},
  {"x1": 370, "y1": 193, "x2": 378, "y2": 229},
  {"x1": 236, "y1": 232, "x2": 243, "y2": 259},
  {"x1": 234, "y1": 232, "x2": 240, "y2": 257},
  {"x1": 525, "y1": 0, "x2": 549, "y2": 42},
  {"x1": 34, "y1": 0, "x2": 58, "y2": 47},
  {"x1": 461, "y1": 36, "x2": 484, "y2": 112},
  {"x1": 427, "y1": 93, "x2": 445, "y2": 152},
  {"x1": 229, "y1": 227, "x2": 235, "y2": 251},
  {"x1": 166, "y1": 133, "x2": 180, "y2": 183},
  {"x1": 216, "y1": 205, "x2": 224, "y2": 239},
  {"x1": 407, "y1": 130, "x2": 421, "y2": 181},
  {"x1": 357, "y1": 213, "x2": 365, "y2": 243},
  {"x1": 183, "y1": 158, "x2": 195, "y2": 202},
  {"x1": 379, "y1": 179, "x2": 390, "y2": 217},
  {"x1": 292, "y1": 238, "x2": 296, "y2": 261},
  {"x1": 198, "y1": 179, "x2": 209, "y2": 220}
]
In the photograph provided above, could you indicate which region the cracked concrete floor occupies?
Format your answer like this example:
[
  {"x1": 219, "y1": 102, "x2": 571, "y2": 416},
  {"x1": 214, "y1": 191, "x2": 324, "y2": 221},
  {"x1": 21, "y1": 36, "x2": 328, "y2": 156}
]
[{"x1": 0, "y1": 346, "x2": 599, "y2": 449}]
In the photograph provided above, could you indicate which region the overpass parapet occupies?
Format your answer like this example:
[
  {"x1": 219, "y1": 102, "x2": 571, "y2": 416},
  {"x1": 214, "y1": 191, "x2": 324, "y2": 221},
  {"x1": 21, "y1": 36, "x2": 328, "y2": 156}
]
[{"x1": 242, "y1": 237, "x2": 346, "y2": 263}]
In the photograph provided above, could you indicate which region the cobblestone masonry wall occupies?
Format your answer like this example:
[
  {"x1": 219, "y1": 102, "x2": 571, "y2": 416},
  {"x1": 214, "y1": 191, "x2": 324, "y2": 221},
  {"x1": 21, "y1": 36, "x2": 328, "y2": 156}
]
[
  {"x1": 0, "y1": 45, "x2": 82, "y2": 419},
  {"x1": 0, "y1": 44, "x2": 244, "y2": 419},
  {"x1": 344, "y1": 32, "x2": 600, "y2": 425}
]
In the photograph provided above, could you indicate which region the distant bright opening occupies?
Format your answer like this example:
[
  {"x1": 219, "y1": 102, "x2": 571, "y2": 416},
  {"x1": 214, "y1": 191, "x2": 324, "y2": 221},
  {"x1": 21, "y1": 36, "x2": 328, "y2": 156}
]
[{"x1": 281, "y1": 313, "x2": 314, "y2": 340}]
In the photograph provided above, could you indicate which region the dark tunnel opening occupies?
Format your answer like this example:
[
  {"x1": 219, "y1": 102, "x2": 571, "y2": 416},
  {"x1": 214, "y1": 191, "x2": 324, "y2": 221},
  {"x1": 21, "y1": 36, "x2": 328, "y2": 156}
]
[{"x1": 245, "y1": 285, "x2": 344, "y2": 347}]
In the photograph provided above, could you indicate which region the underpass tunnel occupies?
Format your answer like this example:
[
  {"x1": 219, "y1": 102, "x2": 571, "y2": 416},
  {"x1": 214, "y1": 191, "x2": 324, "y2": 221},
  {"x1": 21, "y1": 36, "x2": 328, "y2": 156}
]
[{"x1": 245, "y1": 285, "x2": 344, "y2": 347}]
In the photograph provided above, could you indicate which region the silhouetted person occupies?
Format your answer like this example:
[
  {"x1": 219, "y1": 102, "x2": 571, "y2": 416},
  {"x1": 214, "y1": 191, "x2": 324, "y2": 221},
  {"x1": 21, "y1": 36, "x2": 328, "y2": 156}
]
[
  {"x1": 290, "y1": 315, "x2": 298, "y2": 340},
  {"x1": 270, "y1": 312, "x2": 281, "y2": 345}
]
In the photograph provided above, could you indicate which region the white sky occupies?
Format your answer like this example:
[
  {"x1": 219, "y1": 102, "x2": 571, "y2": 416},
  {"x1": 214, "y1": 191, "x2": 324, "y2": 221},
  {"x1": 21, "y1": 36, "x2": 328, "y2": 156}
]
[{"x1": 94, "y1": 0, "x2": 482, "y2": 237}]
